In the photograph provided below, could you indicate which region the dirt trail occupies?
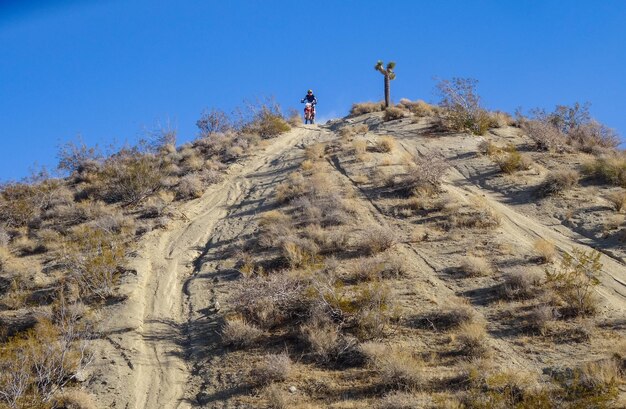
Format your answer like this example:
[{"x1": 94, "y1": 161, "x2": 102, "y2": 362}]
[{"x1": 91, "y1": 126, "x2": 323, "y2": 409}]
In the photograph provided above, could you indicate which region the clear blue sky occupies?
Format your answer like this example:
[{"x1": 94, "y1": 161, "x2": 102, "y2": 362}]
[{"x1": 1, "y1": 1, "x2": 625, "y2": 181}]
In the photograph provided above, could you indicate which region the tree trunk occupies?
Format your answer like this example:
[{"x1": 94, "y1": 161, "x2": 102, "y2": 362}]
[{"x1": 384, "y1": 74, "x2": 390, "y2": 108}]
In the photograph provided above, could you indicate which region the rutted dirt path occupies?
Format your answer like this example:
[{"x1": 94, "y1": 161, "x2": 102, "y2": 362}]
[{"x1": 90, "y1": 126, "x2": 325, "y2": 409}]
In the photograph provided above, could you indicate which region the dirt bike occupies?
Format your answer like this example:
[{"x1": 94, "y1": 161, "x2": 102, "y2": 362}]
[{"x1": 303, "y1": 103, "x2": 316, "y2": 124}]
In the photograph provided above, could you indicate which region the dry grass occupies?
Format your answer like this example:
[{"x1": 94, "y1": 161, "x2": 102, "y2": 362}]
[
  {"x1": 350, "y1": 101, "x2": 385, "y2": 116},
  {"x1": 605, "y1": 190, "x2": 626, "y2": 212},
  {"x1": 383, "y1": 107, "x2": 405, "y2": 122},
  {"x1": 51, "y1": 389, "x2": 97, "y2": 409},
  {"x1": 460, "y1": 255, "x2": 494, "y2": 277},
  {"x1": 442, "y1": 198, "x2": 500, "y2": 230},
  {"x1": 527, "y1": 305, "x2": 558, "y2": 335},
  {"x1": 582, "y1": 154, "x2": 626, "y2": 187},
  {"x1": 579, "y1": 358, "x2": 622, "y2": 390},
  {"x1": 305, "y1": 143, "x2": 326, "y2": 161},
  {"x1": 537, "y1": 170, "x2": 579, "y2": 196},
  {"x1": 424, "y1": 304, "x2": 475, "y2": 331},
  {"x1": 398, "y1": 99, "x2": 437, "y2": 117},
  {"x1": 221, "y1": 317, "x2": 263, "y2": 348},
  {"x1": 495, "y1": 147, "x2": 533, "y2": 174},
  {"x1": 361, "y1": 342, "x2": 424, "y2": 390},
  {"x1": 500, "y1": 270, "x2": 543, "y2": 300},
  {"x1": 455, "y1": 322, "x2": 489, "y2": 357},
  {"x1": 358, "y1": 226, "x2": 397, "y2": 255},
  {"x1": 375, "y1": 136, "x2": 397, "y2": 153},
  {"x1": 251, "y1": 353, "x2": 293, "y2": 385},
  {"x1": 353, "y1": 140, "x2": 367, "y2": 155},
  {"x1": 534, "y1": 238, "x2": 556, "y2": 263}
]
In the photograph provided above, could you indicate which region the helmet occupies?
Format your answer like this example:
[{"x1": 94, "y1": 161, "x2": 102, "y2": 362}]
[{"x1": 307, "y1": 89, "x2": 313, "y2": 94}]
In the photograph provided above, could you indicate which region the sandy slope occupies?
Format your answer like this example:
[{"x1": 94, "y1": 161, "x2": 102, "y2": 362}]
[
  {"x1": 87, "y1": 116, "x2": 626, "y2": 407},
  {"x1": 88, "y1": 125, "x2": 323, "y2": 409}
]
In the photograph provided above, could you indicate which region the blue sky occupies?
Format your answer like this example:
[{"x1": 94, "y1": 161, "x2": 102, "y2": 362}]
[{"x1": 1, "y1": 1, "x2": 625, "y2": 181}]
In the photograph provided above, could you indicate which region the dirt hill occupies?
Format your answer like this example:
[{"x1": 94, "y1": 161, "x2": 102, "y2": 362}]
[
  {"x1": 86, "y1": 110, "x2": 626, "y2": 408},
  {"x1": 2, "y1": 105, "x2": 626, "y2": 408}
]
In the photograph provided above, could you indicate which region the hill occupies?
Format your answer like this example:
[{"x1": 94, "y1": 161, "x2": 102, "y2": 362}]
[{"x1": 1, "y1": 100, "x2": 625, "y2": 408}]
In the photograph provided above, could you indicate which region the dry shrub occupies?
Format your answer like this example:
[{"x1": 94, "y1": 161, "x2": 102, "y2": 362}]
[
  {"x1": 0, "y1": 226, "x2": 9, "y2": 247},
  {"x1": 348, "y1": 253, "x2": 407, "y2": 282},
  {"x1": 527, "y1": 305, "x2": 558, "y2": 335},
  {"x1": 358, "y1": 226, "x2": 397, "y2": 255},
  {"x1": 0, "y1": 318, "x2": 91, "y2": 407},
  {"x1": 353, "y1": 140, "x2": 367, "y2": 155},
  {"x1": 579, "y1": 359, "x2": 622, "y2": 391},
  {"x1": 245, "y1": 106, "x2": 291, "y2": 139},
  {"x1": 350, "y1": 101, "x2": 385, "y2": 116},
  {"x1": 96, "y1": 153, "x2": 167, "y2": 205},
  {"x1": 477, "y1": 140, "x2": 502, "y2": 157},
  {"x1": 339, "y1": 126, "x2": 354, "y2": 139},
  {"x1": 354, "y1": 124, "x2": 369, "y2": 134},
  {"x1": 375, "y1": 136, "x2": 396, "y2": 153},
  {"x1": 569, "y1": 120, "x2": 620, "y2": 153},
  {"x1": 383, "y1": 107, "x2": 405, "y2": 122},
  {"x1": 251, "y1": 353, "x2": 292, "y2": 385},
  {"x1": 444, "y1": 198, "x2": 500, "y2": 230},
  {"x1": 500, "y1": 270, "x2": 543, "y2": 300},
  {"x1": 281, "y1": 238, "x2": 320, "y2": 268},
  {"x1": 606, "y1": 190, "x2": 626, "y2": 212},
  {"x1": 582, "y1": 154, "x2": 626, "y2": 187},
  {"x1": 221, "y1": 317, "x2": 263, "y2": 348},
  {"x1": 495, "y1": 146, "x2": 533, "y2": 174},
  {"x1": 534, "y1": 238, "x2": 556, "y2": 263},
  {"x1": 379, "y1": 391, "x2": 439, "y2": 409},
  {"x1": 51, "y1": 389, "x2": 97, "y2": 409},
  {"x1": 456, "y1": 322, "x2": 489, "y2": 357},
  {"x1": 398, "y1": 153, "x2": 449, "y2": 196},
  {"x1": 287, "y1": 108, "x2": 303, "y2": 126},
  {"x1": 398, "y1": 99, "x2": 436, "y2": 117},
  {"x1": 436, "y1": 77, "x2": 490, "y2": 135},
  {"x1": 545, "y1": 248, "x2": 601, "y2": 317},
  {"x1": 522, "y1": 119, "x2": 568, "y2": 152},
  {"x1": 231, "y1": 275, "x2": 307, "y2": 328},
  {"x1": 62, "y1": 226, "x2": 127, "y2": 302},
  {"x1": 424, "y1": 304, "x2": 475, "y2": 331},
  {"x1": 537, "y1": 170, "x2": 578, "y2": 197},
  {"x1": 460, "y1": 255, "x2": 494, "y2": 277},
  {"x1": 175, "y1": 174, "x2": 204, "y2": 199},
  {"x1": 305, "y1": 143, "x2": 326, "y2": 161},
  {"x1": 361, "y1": 342, "x2": 423, "y2": 390},
  {"x1": 275, "y1": 172, "x2": 308, "y2": 203},
  {"x1": 488, "y1": 111, "x2": 514, "y2": 128},
  {"x1": 300, "y1": 315, "x2": 340, "y2": 361},
  {"x1": 0, "y1": 183, "x2": 40, "y2": 228},
  {"x1": 264, "y1": 384, "x2": 290, "y2": 409}
]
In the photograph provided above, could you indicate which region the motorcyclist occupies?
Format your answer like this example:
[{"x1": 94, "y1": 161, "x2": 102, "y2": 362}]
[
  {"x1": 300, "y1": 89, "x2": 317, "y2": 124},
  {"x1": 300, "y1": 89, "x2": 317, "y2": 105}
]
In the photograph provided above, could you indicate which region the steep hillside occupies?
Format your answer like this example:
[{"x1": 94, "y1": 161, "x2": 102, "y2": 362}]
[
  {"x1": 94, "y1": 110, "x2": 625, "y2": 408},
  {"x1": 2, "y1": 102, "x2": 626, "y2": 409}
]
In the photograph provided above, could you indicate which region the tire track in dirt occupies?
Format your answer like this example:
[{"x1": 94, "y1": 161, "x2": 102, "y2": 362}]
[{"x1": 92, "y1": 126, "x2": 320, "y2": 409}]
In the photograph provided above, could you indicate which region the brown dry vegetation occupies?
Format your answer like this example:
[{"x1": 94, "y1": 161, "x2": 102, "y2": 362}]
[{"x1": 0, "y1": 100, "x2": 292, "y2": 409}]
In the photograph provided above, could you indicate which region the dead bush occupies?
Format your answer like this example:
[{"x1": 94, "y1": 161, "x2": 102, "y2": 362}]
[
  {"x1": 444, "y1": 198, "x2": 500, "y2": 230},
  {"x1": 275, "y1": 172, "x2": 308, "y2": 203},
  {"x1": 398, "y1": 99, "x2": 437, "y2": 117},
  {"x1": 423, "y1": 304, "x2": 475, "y2": 331},
  {"x1": 176, "y1": 174, "x2": 204, "y2": 199},
  {"x1": 281, "y1": 238, "x2": 320, "y2": 268},
  {"x1": 196, "y1": 108, "x2": 232, "y2": 136},
  {"x1": 264, "y1": 384, "x2": 290, "y2": 409},
  {"x1": 231, "y1": 275, "x2": 308, "y2": 328},
  {"x1": 545, "y1": 248, "x2": 601, "y2": 317},
  {"x1": 527, "y1": 305, "x2": 558, "y2": 335},
  {"x1": 242, "y1": 103, "x2": 290, "y2": 139},
  {"x1": 358, "y1": 226, "x2": 397, "y2": 255},
  {"x1": 57, "y1": 138, "x2": 103, "y2": 175},
  {"x1": 606, "y1": 190, "x2": 626, "y2": 212},
  {"x1": 488, "y1": 111, "x2": 514, "y2": 128},
  {"x1": 521, "y1": 119, "x2": 568, "y2": 152},
  {"x1": 500, "y1": 270, "x2": 543, "y2": 300},
  {"x1": 398, "y1": 152, "x2": 449, "y2": 196},
  {"x1": 534, "y1": 238, "x2": 556, "y2": 263},
  {"x1": 456, "y1": 322, "x2": 489, "y2": 357},
  {"x1": 460, "y1": 255, "x2": 494, "y2": 277},
  {"x1": 579, "y1": 358, "x2": 622, "y2": 391},
  {"x1": 537, "y1": 170, "x2": 578, "y2": 197},
  {"x1": 477, "y1": 140, "x2": 502, "y2": 157},
  {"x1": 0, "y1": 183, "x2": 40, "y2": 228},
  {"x1": 437, "y1": 77, "x2": 490, "y2": 135},
  {"x1": 569, "y1": 120, "x2": 620, "y2": 153},
  {"x1": 221, "y1": 317, "x2": 263, "y2": 348},
  {"x1": 251, "y1": 353, "x2": 292, "y2": 385},
  {"x1": 495, "y1": 146, "x2": 532, "y2": 174},
  {"x1": 97, "y1": 153, "x2": 167, "y2": 205},
  {"x1": 375, "y1": 136, "x2": 396, "y2": 153},
  {"x1": 383, "y1": 107, "x2": 405, "y2": 122},
  {"x1": 583, "y1": 154, "x2": 626, "y2": 187},
  {"x1": 361, "y1": 342, "x2": 424, "y2": 390},
  {"x1": 348, "y1": 253, "x2": 407, "y2": 282},
  {"x1": 50, "y1": 389, "x2": 97, "y2": 409},
  {"x1": 62, "y1": 226, "x2": 127, "y2": 302},
  {"x1": 350, "y1": 101, "x2": 385, "y2": 116}
]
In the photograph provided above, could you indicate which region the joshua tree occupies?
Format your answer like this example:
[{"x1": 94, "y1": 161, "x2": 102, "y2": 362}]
[{"x1": 375, "y1": 60, "x2": 396, "y2": 108}]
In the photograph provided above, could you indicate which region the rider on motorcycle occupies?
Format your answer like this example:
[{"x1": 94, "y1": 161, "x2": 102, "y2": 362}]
[
  {"x1": 301, "y1": 89, "x2": 317, "y2": 105},
  {"x1": 301, "y1": 89, "x2": 317, "y2": 124}
]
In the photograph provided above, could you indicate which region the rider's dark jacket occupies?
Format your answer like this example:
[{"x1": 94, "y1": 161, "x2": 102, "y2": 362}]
[{"x1": 301, "y1": 94, "x2": 317, "y2": 104}]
